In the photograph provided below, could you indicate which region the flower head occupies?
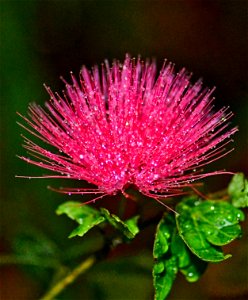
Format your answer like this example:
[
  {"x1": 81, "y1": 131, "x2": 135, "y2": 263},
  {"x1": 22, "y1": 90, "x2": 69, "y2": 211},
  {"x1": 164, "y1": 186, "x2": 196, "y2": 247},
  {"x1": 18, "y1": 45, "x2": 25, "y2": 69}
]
[{"x1": 18, "y1": 55, "x2": 237, "y2": 201}]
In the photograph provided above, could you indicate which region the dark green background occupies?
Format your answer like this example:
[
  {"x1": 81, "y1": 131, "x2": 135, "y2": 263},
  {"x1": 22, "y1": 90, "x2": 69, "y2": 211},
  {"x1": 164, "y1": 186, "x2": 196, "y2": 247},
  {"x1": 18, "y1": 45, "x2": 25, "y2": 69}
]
[{"x1": 1, "y1": 1, "x2": 247, "y2": 299}]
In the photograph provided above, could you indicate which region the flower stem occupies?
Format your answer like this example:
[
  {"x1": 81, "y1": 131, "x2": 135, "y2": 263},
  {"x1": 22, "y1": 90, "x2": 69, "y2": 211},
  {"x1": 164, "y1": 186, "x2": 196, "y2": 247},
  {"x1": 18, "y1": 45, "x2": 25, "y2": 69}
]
[
  {"x1": 40, "y1": 255, "x2": 96, "y2": 300},
  {"x1": 208, "y1": 188, "x2": 228, "y2": 200},
  {"x1": 118, "y1": 194, "x2": 127, "y2": 218}
]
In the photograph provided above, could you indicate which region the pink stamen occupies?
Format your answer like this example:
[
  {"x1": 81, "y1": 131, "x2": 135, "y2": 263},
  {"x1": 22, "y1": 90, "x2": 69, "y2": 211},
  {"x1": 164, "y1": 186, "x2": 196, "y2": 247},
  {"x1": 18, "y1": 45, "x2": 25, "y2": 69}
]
[{"x1": 17, "y1": 54, "x2": 237, "y2": 204}]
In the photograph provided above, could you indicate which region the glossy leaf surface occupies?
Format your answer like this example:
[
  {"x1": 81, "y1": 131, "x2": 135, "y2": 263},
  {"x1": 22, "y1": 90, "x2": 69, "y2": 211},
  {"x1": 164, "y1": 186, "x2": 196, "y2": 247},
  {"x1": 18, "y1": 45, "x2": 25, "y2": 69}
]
[
  {"x1": 171, "y1": 233, "x2": 207, "y2": 282},
  {"x1": 153, "y1": 213, "x2": 174, "y2": 259},
  {"x1": 176, "y1": 197, "x2": 244, "y2": 262},
  {"x1": 100, "y1": 208, "x2": 139, "y2": 239},
  {"x1": 153, "y1": 214, "x2": 177, "y2": 300},
  {"x1": 56, "y1": 202, "x2": 105, "y2": 238},
  {"x1": 153, "y1": 257, "x2": 178, "y2": 300}
]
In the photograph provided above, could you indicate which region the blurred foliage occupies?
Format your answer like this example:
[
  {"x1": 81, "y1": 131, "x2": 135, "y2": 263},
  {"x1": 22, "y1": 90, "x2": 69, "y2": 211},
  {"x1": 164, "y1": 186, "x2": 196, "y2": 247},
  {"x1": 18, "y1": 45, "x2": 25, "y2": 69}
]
[
  {"x1": 228, "y1": 173, "x2": 248, "y2": 208},
  {"x1": 1, "y1": 1, "x2": 248, "y2": 299}
]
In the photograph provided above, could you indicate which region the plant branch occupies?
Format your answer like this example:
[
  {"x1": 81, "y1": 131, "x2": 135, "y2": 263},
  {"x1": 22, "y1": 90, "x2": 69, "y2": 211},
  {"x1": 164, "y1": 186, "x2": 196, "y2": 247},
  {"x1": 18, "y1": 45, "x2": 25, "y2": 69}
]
[
  {"x1": 207, "y1": 188, "x2": 228, "y2": 200},
  {"x1": 40, "y1": 255, "x2": 96, "y2": 300}
]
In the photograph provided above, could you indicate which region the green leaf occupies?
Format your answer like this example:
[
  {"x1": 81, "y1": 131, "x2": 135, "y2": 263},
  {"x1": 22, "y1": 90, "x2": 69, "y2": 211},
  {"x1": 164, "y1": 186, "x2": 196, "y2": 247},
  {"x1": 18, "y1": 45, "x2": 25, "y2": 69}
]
[
  {"x1": 153, "y1": 212, "x2": 209, "y2": 299},
  {"x1": 100, "y1": 208, "x2": 139, "y2": 239},
  {"x1": 56, "y1": 202, "x2": 105, "y2": 238},
  {"x1": 56, "y1": 203, "x2": 140, "y2": 239},
  {"x1": 153, "y1": 214, "x2": 178, "y2": 300},
  {"x1": 176, "y1": 197, "x2": 244, "y2": 262},
  {"x1": 179, "y1": 256, "x2": 207, "y2": 283},
  {"x1": 153, "y1": 256, "x2": 178, "y2": 300},
  {"x1": 124, "y1": 216, "x2": 140, "y2": 237},
  {"x1": 171, "y1": 231, "x2": 207, "y2": 282},
  {"x1": 228, "y1": 173, "x2": 248, "y2": 208},
  {"x1": 153, "y1": 213, "x2": 175, "y2": 259},
  {"x1": 171, "y1": 232, "x2": 190, "y2": 269}
]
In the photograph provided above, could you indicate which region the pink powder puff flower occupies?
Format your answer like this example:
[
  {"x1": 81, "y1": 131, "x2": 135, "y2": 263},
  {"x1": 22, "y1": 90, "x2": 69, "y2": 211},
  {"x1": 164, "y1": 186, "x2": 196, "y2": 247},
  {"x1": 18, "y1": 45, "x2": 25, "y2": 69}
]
[{"x1": 17, "y1": 54, "x2": 237, "y2": 204}]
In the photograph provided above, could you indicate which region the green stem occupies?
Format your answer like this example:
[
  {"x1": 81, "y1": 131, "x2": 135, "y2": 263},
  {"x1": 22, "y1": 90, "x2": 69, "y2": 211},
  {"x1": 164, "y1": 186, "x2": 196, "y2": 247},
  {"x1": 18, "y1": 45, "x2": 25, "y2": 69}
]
[{"x1": 40, "y1": 255, "x2": 96, "y2": 300}]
